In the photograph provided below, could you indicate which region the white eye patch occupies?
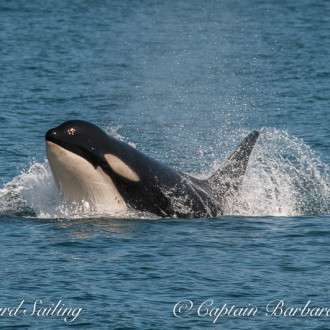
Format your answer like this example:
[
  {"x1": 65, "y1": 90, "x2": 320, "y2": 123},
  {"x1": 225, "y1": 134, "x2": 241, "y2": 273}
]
[{"x1": 104, "y1": 154, "x2": 140, "y2": 182}]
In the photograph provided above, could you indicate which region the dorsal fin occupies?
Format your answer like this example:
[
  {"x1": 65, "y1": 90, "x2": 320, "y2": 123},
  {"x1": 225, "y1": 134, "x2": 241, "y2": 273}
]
[{"x1": 208, "y1": 131, "x2": 259, "y2": 195}]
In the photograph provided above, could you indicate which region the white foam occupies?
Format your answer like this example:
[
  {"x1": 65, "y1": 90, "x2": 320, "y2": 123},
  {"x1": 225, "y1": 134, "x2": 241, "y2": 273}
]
[
  {"x1": 0, "y1": 160, "x2": 146, "y2": 219},
  {"x1": 224, "y1": 128, "x2": 330, "y2": 216}
]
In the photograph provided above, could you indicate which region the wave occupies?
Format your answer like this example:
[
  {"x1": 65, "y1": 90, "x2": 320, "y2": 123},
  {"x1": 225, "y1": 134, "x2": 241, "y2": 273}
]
[{"x1": 0, "y1": 129, "x2": 328, "y2": 219}]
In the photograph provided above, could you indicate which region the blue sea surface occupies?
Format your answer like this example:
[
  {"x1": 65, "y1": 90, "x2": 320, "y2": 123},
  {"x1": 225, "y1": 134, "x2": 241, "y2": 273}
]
[{"x1": 0, "y1": 0, "x2": 329, "y2": 328}]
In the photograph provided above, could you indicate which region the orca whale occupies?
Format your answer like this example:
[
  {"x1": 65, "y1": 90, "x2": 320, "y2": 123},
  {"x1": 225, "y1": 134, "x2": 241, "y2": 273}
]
[{"x1": 45, "y1": 120, "x2": 259, "y2": 218}]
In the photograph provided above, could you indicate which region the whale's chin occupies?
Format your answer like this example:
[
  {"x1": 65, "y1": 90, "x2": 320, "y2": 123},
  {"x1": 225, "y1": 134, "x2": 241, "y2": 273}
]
[{"x1": 46, "y1": 141, "x2": 127, "y2": 213}]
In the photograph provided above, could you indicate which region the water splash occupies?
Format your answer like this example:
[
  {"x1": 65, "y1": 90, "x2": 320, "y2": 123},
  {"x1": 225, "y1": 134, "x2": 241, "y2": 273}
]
[
  {"x1": 225, "y1": 128, "x2": 329, "y2": 216},
  {"x1": 0, "y1": 160, "x2": 143, "y2": 219},
  {"x1": 1, "y1": 160, "x2": 61, "y2": 218},
  {"x1": 105, "y1": 125, "x2": 137, "y2": 148},
  {"x1": 0, "y1": 129, "x2": 328, "y2": 219}
]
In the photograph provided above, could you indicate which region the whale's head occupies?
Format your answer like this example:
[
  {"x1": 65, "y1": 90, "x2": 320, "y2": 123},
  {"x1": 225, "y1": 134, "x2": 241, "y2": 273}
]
[
  {"x1": 45, "y1": 120, "x2": 140, "y2": 213},
  {"x1": 46, "y1": 120, "x2": 110, "y2": 166}
]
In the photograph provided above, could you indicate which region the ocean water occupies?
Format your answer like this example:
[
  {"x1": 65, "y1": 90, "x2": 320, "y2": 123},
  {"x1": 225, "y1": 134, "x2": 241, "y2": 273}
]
[{"x1": 0, "y1": 0, "x2": 329, "y2": 328}]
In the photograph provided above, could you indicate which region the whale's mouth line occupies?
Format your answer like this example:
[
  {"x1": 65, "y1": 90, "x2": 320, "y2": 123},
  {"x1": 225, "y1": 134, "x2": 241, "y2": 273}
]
[{"x1": 45, "y1": 134, "x2": 101, "y2": 169}]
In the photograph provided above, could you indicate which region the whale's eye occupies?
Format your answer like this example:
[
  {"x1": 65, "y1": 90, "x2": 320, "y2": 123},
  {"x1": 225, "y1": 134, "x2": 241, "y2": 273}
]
[{"x1": 105, "y1": 154, "x2": 140, "y2": 182}]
